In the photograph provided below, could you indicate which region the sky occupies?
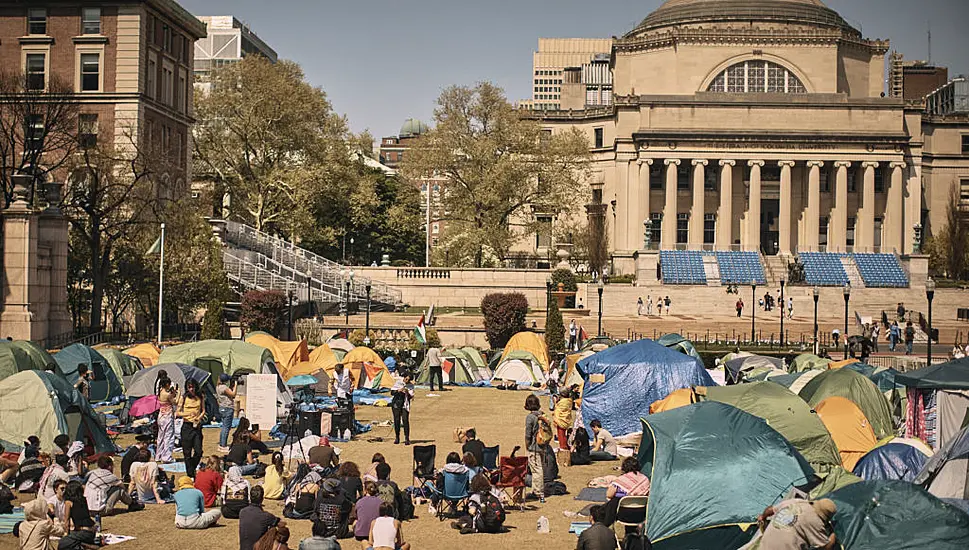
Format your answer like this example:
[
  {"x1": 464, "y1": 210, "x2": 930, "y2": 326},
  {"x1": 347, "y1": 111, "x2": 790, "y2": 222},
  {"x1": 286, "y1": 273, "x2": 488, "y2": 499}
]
[{"x1": 179, "y1": 0, "x2": 969, "y2": 139}]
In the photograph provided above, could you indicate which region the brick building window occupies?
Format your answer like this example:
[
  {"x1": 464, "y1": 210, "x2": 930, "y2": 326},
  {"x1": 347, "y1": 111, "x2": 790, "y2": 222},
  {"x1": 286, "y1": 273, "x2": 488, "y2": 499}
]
[
  {"x1": 79, "y1": 114, "x2": 98, "y2": 148},
  {"x1": 25, "y1": 54, "x2": 46, "y2": 91},
  {"x1": 80, "y1": 54, "x2": 100, "y2": 91},
  {"x1": 25, "y1": 115, "x2": 44, "y2": 153},
  {"x1": 81, "y1": 8, "x2": 101, "y2": 35},
  {"x1": 28, "y1": 8, "x2": 47, "y2": 35}
]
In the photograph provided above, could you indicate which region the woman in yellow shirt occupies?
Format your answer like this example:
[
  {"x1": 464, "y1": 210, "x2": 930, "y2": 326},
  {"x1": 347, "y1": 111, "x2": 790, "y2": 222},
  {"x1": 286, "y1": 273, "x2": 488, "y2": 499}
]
[
  {"x1": 552, "y1": 388, "x2": 575, "y2": 451},
  {"x1": 176, "y1": 379, "x2": 206, "y2": 478},
  {"x1": 263, "y1": 452, "x2": 289, "y2": 499}
]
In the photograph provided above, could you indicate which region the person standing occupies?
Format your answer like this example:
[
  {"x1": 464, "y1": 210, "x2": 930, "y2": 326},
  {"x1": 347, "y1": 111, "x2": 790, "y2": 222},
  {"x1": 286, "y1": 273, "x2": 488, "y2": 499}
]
[
  {"x1": 871, "y1": 323, "x2": 880, "y2": 352},
  {"x1": 390, "y1": 374, "x2": 415, "y2": 445},
  {"x1": 646, "y1": 296, "x2": 653, "y2": 316},
  {"x1": 904, "y1": 321, "x2": 915, "y2": 355},
  {"x1": 155, "y1": 373, "x2": 178, "y2": 463},
  {"x1": 636, "y1": 297, "x2": 644, "y2": 316},
  {"x1": 552, "y1": 388, "x2": 574, "y2": 451},
  {"x1": 831, "y1": 328, "x2": 841, "y2": 350},
  {"x1": 568, "y1": 320, "x2": 577, "y2": 351},
  {"x1": 177, "y1": 379, "x2": 206, "y2": 478},
  {"x1": 216, "y1": 374, "x2": 237, "y2": 453},
  {"x1": 889, "y1": 321, "x2": 900, "y2": 352},
  {"x1": 523, "y1": 394, "x2": 548, "y2": 503},
  {"x1": 787, "y1": 297, "x2": 794, "y2": 320},
  {"x1": 736, "y1": 298, "x2": 744, "y2": 318},
  {"x1": 330, "y1": 363, "x2": 354, "y2": 399},
  {"x1": 425, "y1": 347, "x2": 444, "y2": 392},
  {"x1": 664, "y1": 296, "x2": 671, "y2": 316},
  {"x1": 73, "y1": 365, "x2": 91, "y2": 402}
]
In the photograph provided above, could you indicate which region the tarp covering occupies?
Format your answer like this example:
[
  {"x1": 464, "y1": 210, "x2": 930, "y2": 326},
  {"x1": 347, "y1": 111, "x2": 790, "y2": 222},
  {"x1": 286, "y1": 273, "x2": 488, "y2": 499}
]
[
  {"x1": 639, "y1": 402, "x2": 815, "y2": 548},
  {"x1": 828, "y1": 480, "x2": 969, "y2": 549},
  {"x1": 578, "y1": 339, "x2": 715, "y2": 437},
  {"x1": 499, "y1": 331, "x2": 550, "y2": 371},
  {"x1": 724, "y1": 355, "x2": 784, "y2": 384},
  {"x1": 696, "y1": 382, "x2": 842, "y2": 471},
  {"x1": 896, "y1": 357, "x2": 969, "y2": 390},
  {"x1": 0, "y1": 370, "x2": 114, "y2": 454},
  {"x1": 53, "y1": 344, "x2": 124, "y2": 402},
  {"x1": 915, "y1": 424, "x2": 969, "y2": 500},
  {"x1": 816, "y1": 396, "x2": 879, "y2": 471},
  {"x1": 124, "y1": 363, "x2": 218, "y2": 420},
  {"x1": 853, "y1": 442, "x2": 929, "y2": 482},
  {"x1": 124, "y1": 343, "x2": 160, "y2": 368},
  {"x1": 790, "y1": 353, "x2": 831, "y2": 373},
  {"x1": 656, "y1": 333, "x2": 701, "y2": 360},
  {"x1": 798, "y1": 367, "x2": 894, "y2": 440}
]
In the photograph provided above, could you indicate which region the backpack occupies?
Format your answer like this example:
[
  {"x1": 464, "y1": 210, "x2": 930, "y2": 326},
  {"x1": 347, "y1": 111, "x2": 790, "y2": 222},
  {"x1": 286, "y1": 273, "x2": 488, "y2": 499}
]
[
  {"x1": 534, "y1": 413, "x2": 554, "y2": 446},
  {"x1": 476, "y1": 493, "x2": 505, "y2": 533},
  {"x1": 0, "y1": 483, "x2": 13, "y2": 515},
  {"x1": 377, "y1": 481, "x2": 397, "y2": 508},
  {"x1": 398, "y1": 491, "x2": 415, "y2": 520}
]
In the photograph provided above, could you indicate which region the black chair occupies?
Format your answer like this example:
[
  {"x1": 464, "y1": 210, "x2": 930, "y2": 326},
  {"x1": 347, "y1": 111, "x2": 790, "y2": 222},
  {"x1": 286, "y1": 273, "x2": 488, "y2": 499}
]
[
  {"x1": 481, "y1": 445, "x2": 499, "y2": 471},
  {"x1": 412, "y1": 444, "x2": 436, "y2": 486}
]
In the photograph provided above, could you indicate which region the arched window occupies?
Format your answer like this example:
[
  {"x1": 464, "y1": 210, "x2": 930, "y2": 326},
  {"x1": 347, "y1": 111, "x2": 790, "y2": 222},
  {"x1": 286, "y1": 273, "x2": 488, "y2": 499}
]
[{"x1": 707, "y1": 61, "x2": 806, "y2": 94}]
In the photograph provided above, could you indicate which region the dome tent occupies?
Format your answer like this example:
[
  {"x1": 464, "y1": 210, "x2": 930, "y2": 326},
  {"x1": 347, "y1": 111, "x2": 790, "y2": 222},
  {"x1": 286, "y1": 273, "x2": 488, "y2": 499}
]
[
  {"x1": 0, "y1": 343, "x2": 34, "y2": 381},
  {"x1": 492, "y1": 351, "x2": 547, "y2": 386},
  {"x1": 124, "y1": 342, "x2": 160, "y2": 367},
  {"x1": 815, "y1": 396, "x2": 879, "y2": 471},
  {"x1": 53, "y1": 344, "x2": 124, "y2": 403},
  {"x1": 244, "y1": 332, "x2": 311, "y2": 380},
  {"x1": 125, "y1": 363, "x2": 218, "y2": 421},
  {"x1": 99, "y1": 348, "x2": 143, "y2": 387},
  {"x1": 915, "y1": 423, "x2": 969, "y2": 500},
  {"x1": 0, "y1": 370, "x2": 114, "y2": 454},
  {"x1": 853, "y1": 442, "x2": 930, "y2": 482},
  {"x1": 499, "y1": 331, "x2": 550, "y2": 371},
  {"x1": 798, "y1": 367, "x2": 894, "y2": 440},
  {"x1": 0, "y1": 341, "x2": 59, "y2": 374},
  {"x1": 340, "y1": 346, "x2": 394, "y2": 390},
  {"x1": 415, "y1": 348, "x2": 488, "y2": 385}
]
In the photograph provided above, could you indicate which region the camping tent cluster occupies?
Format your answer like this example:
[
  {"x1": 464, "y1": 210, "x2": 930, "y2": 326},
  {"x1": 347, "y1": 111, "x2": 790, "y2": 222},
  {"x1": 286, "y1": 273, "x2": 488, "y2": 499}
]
[{"x1": 415, "y1": 347, "x2": 490, "y2": 385}]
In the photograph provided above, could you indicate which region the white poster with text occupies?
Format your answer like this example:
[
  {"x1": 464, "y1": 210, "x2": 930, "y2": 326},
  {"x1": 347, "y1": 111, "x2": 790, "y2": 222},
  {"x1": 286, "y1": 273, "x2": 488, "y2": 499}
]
[{"x1": 245, "y1": 374, "x2": 277, "y2": 429}]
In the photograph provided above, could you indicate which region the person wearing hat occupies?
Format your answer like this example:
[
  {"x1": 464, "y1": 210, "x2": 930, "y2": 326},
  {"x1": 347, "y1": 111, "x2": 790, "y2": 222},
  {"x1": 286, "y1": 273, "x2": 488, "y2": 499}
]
[
  {"x1": 216, "y1": 373, "x2": 237, "y2": 453},
  {"x1": 173, "y1": 475, "x2": 221, "y2": 529},
  {"x1": 310, "y1": 478, "x2": 351, "y2": 539},
  {"x1": 756, "y1": 498, "x2": 837, "y2": 550}
]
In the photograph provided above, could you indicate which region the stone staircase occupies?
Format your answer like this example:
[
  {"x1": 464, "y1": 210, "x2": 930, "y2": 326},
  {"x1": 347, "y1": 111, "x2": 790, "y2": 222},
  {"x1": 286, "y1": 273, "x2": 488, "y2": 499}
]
[
  {"x1": 840, "y1": 256, "x2": 866, "y2": 288},
  {"x1": 702, "y1": 255, "x2": 721, "y2": 286},
  {"x1": 763, "y1": 255, "x2": 789, "y2": 286}
]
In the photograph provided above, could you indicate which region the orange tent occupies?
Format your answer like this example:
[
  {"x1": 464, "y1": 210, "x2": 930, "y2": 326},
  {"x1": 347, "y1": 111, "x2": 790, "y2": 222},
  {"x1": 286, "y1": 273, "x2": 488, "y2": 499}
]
[
  {"x1": 828, "y1": 358, "x2": 860, "y2": 370},
  {"x1": 285, "y1": 344, "x2": 339, "y2": 382},
  {"x1": 341, "y1": 346, "x2": 393, "y2": 390},
  {"x1": 124, "y1": 343, "x2": 160, "y2": 367},
  {"x1": 815, "y1": 396, "x2": 878, "y2": 471},
  {"x1": 649, "y1": 388, "x2": 697, "y2": 414},
  {"x1": 245, "y1": 333, "x2": 310, "y2": 379}
]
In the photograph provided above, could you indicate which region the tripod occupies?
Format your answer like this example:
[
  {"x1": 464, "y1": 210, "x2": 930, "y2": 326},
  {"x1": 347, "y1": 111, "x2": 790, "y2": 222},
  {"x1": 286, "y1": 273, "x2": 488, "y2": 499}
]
[{"x1": 281, "y1": 405, "x2": 306, "y2": 470}]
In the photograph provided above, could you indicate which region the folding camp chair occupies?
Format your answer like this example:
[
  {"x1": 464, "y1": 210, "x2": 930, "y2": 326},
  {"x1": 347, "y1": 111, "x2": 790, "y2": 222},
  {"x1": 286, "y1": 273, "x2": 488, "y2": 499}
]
[
  {"x1": 481, "y1": 445, "x2": 499, "y2": 471},
  {"x1": 435, "y1": 470, "x2": 471, "y2": 520},
  {"x1": 495, "y1": 454, "x2": 528, "y2": 511},
  {"x1": 613, "y1": 495, "x2": 649, "y2": 541},
  {"x1": 412, "y1": 444, "x2": 437, "y2": 487}
]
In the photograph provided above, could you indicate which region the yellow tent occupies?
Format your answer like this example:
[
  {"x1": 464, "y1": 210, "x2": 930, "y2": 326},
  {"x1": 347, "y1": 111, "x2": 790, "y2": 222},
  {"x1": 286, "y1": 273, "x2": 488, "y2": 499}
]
[
  {"x1": 285, "y1": 344, "x2": 339, "y2": 382},
  {"x1": 563, "y1": 351, "x2": 593, "y2": 393},
  {"x1": 244, "y1": 333, "x2": 311, "y2": 379},
  {"x1": 500, "y1": 332, "x2": 550, "y2": 371},
  {"x1": 816, "y1": 396, "x2": 878, "y2": 471},
  {"x1": 341, "y1": 346, "x2": 393, "y2": 390},
  {"x1": 649, "y1": 387, "x2": 697, "y2": 414},
  {"x1": 124, "y1": 343, "x2": 160, "y2": 368},
  {"x1": 828, "y1": 358, "x2": 860, "y2": 370}
]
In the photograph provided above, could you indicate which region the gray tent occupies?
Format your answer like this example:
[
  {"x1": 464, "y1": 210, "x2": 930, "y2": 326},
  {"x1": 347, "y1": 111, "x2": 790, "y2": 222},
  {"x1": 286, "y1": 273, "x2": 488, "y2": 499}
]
[
  {"x1": 124, "y1": 363, "x2": 218, "y2": 420},
  {"x1": 915, "y1": 424, "x2": 969, "y2": 501}
]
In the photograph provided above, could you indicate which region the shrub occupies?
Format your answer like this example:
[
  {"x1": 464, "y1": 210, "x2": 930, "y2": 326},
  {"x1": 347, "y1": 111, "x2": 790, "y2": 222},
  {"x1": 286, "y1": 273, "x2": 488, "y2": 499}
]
[
  {"x1": 348, "y1": 329, "x2": 375, "y2": 347},
  {"x1": 545, "y1": 299, "x2": 566, "y2": 353},
  {"x1": 480, "y1": 292, "x2": 529, "y2": 349},
  {"x1": 200, "y1": 299, "x2": 224, "y2": 340},
  {"x1": 551, "y1": 268, "x2": 578, "y2": 292},
  {"x1": 240, "y1": 290, "x2": 287, "y2": 335}
]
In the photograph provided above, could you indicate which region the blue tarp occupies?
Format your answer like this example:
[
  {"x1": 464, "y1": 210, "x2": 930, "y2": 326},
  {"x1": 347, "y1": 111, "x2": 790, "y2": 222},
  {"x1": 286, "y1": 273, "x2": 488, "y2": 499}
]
[
  {"x1": 578, "y1": 339, "x2": 715, "y2": 436},
  {"x1": 853, "y1": 443, "x2": 929, "y2": 482}
]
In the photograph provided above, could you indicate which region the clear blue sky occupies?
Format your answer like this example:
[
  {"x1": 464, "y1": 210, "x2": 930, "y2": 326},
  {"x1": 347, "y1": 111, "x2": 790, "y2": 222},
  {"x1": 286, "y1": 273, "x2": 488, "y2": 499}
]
[{"x1": 179, "y1": 0, "x2": 969, "y2": 139}]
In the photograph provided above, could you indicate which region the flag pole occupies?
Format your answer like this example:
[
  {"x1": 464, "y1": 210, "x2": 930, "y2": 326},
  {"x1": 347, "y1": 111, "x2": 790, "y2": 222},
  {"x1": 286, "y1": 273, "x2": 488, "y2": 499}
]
[{"x1": 157, "y1": 222, "x2": 165, "y2": 344}]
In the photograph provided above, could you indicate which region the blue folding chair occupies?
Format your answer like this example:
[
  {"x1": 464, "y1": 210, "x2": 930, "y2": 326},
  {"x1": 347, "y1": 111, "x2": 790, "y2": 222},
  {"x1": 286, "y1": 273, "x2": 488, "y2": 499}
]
[
  {"x1": 481, "y1": 445, "x2": 499, "y2": 471},
  {"x1": 435, "y1": 470, "x2": 471, "y2": 520}
]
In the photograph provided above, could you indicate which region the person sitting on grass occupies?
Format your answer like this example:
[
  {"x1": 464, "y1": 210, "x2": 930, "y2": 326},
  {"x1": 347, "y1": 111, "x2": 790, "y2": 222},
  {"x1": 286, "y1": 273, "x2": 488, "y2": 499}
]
[
  {"x1": 363, "y1": 453, "x2": 385, "y2": 483},
  {"x1": 239, "y1": 485, "x2": 285, "y2": 550},
  {"x1": 194, "y1": 456, "x2": 224, "y2": 508},
  {"x1": 18, "y1": 496, "x2": 66, "y2": 550},
  {"x1": 374, "y1": 463, "x2": 405, "y2": 520},
  {"x1": 589, "y1": 419, "x2": 618, "y2": 461},
  {"x1": 351, "y1": 481, "x2": 383, "y2": 546},
  {"x1": 220, "y1": 466, "x2": 251, "y2": 520},
  {"x1": 174, "y1": 476, "x2": 222, "y2": 529},
  {"x1": 263, "y1": 452, "x2": 289, "y2": 500},
  {"x1": 273, "y1": 525, "x2": 292, "y2": 550},
  {"x1": 59, "y1": 480, "x2": 97, "y2": 550},
  {"x1": 45, "y1": 479, "x2": 68, "y2": 525},
  {"x1": 576, "y1": 504, "x2": 618, "y2": 550},
  {"x1": 234, "y1": 417, "x2": 271, "y2": 455},
  {"x1": 39, "y1": 454, "x2": 69, "y2": 500},
  {"x1": 369, "y1": 502, "x2": 411, "y2": 550},
  {"x1": 0, "y1": 442, "x2": 19, "y2": 485},
  {"x1": 225, "y1": 428, "x2": 261, "y2": 476},
  {"x1": 128, "y1": 449, "x2": 165, "y2": 504},
  {"x1": 310, "y1": 478, "x2": 351, "y2": 540},
  {"x1": 570, "y1": 427, "x2": 592, "y2": 466},
  {"x1": 84, "y1": 456, "x2": 143, "y2": 516},
  {"x1": 335, "y1": 461, "x2": 363, "y2": 504}
]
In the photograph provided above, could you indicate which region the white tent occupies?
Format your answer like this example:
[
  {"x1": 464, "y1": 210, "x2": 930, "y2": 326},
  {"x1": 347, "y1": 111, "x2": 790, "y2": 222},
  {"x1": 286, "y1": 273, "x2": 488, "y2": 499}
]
[{"x1": 493, "y1": 358, "x2": 546, "y2": 385}]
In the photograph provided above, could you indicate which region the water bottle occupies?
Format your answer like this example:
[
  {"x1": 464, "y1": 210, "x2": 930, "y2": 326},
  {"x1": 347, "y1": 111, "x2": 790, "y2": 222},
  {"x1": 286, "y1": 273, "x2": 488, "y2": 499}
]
[
  {"x1": 537, "y1": 515, "x2": 550, "y2": 533},
  {"x1": 343, "y1": 428, "x2": 351, "y2": 440}
]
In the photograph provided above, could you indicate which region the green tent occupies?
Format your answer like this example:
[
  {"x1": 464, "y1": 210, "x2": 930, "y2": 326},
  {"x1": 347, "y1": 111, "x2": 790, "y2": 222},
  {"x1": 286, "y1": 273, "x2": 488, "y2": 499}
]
[
  {"x1": 53, "y1": 344, "x2": 123, "y2": 403},
  {"x1": 157, "y1": 340, "x2": 290, "y2": 404},
  {"x1": 99, "y1": 348, "x2": 143, "y2": 385},
  {"x1": 0, "y1": 344, "x2": 34, "y2": 381},
  {"x1": 798, "y1": 368, "x2": 895, "y2": 440},
  {"x1": 767, "y1": 369, "x2": 824, "y2": 395},
  {"x1": 828, "y1": 480, "x2": 969, "y2": 549},
  {"x1": 656, "y1": 333, "x2": 701, "y2": 360},
  {"x1": 808, "y1": 467, "x2": 863, "y2": 499},
  {"x1": 460, "y1": 347, "x2": 488, "y2": 369},
  {"x1": 791, "y1": 353, "x2": 831, "y2": 373},
  {"x1": 5, "y1": 341, "x2": 58, "y2": 371},
  {"x1": 697, "y1": 382, "x2": 842, "y2": 471},
  {"x1": 639, "y1": 402, "x2": 815, "y2": 548},
  {"x1": 415, "y1": 348, "x2": 484, "y2": 385},
  {"x1": 0, "y1": 370, "x2": 114, "y2": 454}
]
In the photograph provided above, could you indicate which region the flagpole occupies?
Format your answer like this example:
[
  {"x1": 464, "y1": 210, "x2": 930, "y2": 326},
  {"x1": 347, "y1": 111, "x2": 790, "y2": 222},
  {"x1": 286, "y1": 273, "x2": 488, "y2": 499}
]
[{"x1": 157, "y1": 222, "x2": 165, "y2": 345}]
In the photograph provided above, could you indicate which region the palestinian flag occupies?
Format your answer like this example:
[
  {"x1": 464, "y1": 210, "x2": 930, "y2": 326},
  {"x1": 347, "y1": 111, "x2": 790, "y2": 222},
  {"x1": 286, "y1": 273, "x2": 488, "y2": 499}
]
[
  {"x1": 579, "y1": 326, "x2": 589, "y2": 345},
  {"x1": 414, "y1": 314, "x2": 426, "y2": 345}
]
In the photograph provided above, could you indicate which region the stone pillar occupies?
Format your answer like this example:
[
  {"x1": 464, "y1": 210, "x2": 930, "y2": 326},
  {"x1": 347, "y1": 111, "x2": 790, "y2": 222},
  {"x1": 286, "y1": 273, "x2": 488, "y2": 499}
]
[
  {"x1": 905, "y1": 165, "x2": 923, "y2": 255},
  {"x1": 39, "y1": 211, "x2": 71, "y2": 339},
  {"x1": 857, "y1": 162, "x2": 879, "y2": 251},
  {"x1": 831, "y1": 161, "x2": 852, "y2": 251},
  {"x1": 778, "y1": 161, "x2": 795, "y2": 255},
  {"x1": 0, "y1": 202, "x2": 40, "y2": 341},
  {"x1": 884, "y1": 162, "x2": 906, "y2": 253},
  {"x1": 663, "y1": 159, "x2": 680, "y2": 249},
  {"x1": 616, "y1": 158, "x2": 629, "y2": 251},
  {"x1": 747, "y1": 160, "x2": 764, "y2": 252},
  {"x1": 805, "y1": 161, "x2": 823, "y2": 250},
  {"x1": 638, "y1": 159, "x2": 652, "y2": 249},
  {"x1": 626, "y1": 159, "x2": 641, "y2": 251},
  {"x1": 717, "y1": 160, "x2": 734, "y2": 249},
  {"x1": 690, "y1": 159, "x2": 707, "y2": 248}
]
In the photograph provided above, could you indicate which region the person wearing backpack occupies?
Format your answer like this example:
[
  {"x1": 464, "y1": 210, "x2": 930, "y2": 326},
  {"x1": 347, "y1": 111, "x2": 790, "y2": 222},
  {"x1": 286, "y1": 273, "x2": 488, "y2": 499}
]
[
  {"x1": 524, "y1": 394, "x2": 551, "y2": 504},
  {"x1": 451, "y1": 473, "x2": 505, "y2": 534},
  {"x1": 904, "y1": 321, "x2": 916, "y2": 355},
  {"x1": 374, "y1": 462, "x2": 406, "y2": 519}
]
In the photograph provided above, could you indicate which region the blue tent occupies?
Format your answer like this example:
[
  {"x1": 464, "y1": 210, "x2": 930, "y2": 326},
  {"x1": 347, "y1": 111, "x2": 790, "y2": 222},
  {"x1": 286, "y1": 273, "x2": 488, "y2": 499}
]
[
  {"x1": 853, "y1": 442, "x2": 929, "y2": 482},
  {"x1": 578, "y1": 339, "x2": 715, "y2": 436}
]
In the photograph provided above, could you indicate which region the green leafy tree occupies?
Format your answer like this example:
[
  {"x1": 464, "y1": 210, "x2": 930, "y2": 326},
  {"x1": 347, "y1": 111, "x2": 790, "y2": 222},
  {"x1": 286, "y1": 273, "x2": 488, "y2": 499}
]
[
  {"x1": 241, "y1": 290, "x2": 287, "y2": 335},
  {"x1": 201, "y1": 299, "x2": 225, "y2": 340},
  {"x1": 481, "y1": 292, "x2": 529, "y2": 349},
  {"x1": 927, "y1": 186, "x2": 969, "y2": 281},
  {"x1": 407, "y1": 328, "x2": 441, "y2": 350},
  {"x1": 402, "y1": 82, "x2": 591, "y2": 266},
  {"x1": 545, "y1": 299, "x2": 566, "y2": 353}
]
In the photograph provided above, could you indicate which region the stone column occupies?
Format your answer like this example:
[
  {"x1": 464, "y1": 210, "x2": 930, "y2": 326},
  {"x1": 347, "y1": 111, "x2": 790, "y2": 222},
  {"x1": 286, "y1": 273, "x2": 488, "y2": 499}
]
[
  {"x1": 831, "y1": 161, "x2": 852, "y2": 251},
  {"x1": 663, "y1": 159, "x2": 680, "y2": 249},
  {"x1": 805, "y1": 161, "x2": 823, "y2": 250},
  {"x1": 616, "y1": 159, "x2": 629, "y2": 251},
  {"x1": 638, "y1": 159, "x2": 652, "y2": 249},
  {"x1": 747, "y1": 160, "x2": 764, "y2": 252},
  {"x1": 778, "y1": 161, "x2": 795, "y2": 255},
  {"x1": 857, "y1": 162, "x2": 879, "y2": 251},
  {"x1": 718, "y1": 160, "x2": 735, "y2": 249},
  {"x1": 690, "y1": 159, "x2": 707, "y2": 248},
  {"x1": 626, "y1": 159, "x2": 641, "y2": 251},
  {"x1": 884, "y1": 162, "x2": 906, "y2": 253}
]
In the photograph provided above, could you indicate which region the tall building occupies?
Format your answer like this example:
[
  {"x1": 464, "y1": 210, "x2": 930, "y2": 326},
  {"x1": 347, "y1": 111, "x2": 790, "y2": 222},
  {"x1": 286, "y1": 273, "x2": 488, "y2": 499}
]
[
  {"x1": 193, "y1": 15, "x2": 277, "y2": 92},
  {"x1": 529, "y1": 38, "x2": 613, "y2": 111},
  {"x1": 889, "y1": 52, "x2": 949, "y2": 100},
  {"x1": 0, "y1": 0, "x2": 206, "y2": 189}
]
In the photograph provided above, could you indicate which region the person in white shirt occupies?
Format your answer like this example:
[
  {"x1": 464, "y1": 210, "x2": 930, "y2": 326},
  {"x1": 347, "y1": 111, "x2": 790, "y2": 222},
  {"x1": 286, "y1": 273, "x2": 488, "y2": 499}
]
[
  {"x1": 646, "y1": 296, "x2": 653, "y2": 316},
  {"x1": 330, "y1": 363, "x2": 354, "y2": 399}
]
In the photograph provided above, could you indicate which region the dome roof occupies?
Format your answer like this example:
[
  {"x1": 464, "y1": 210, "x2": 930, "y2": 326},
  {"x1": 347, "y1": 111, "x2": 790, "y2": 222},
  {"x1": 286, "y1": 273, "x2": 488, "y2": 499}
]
[
  {"x1": 629, "y1": 0, "x2": 858, "y2": 37},
  {"x1": 399, "y1": 118, "x2": 429, "y2": 137}
]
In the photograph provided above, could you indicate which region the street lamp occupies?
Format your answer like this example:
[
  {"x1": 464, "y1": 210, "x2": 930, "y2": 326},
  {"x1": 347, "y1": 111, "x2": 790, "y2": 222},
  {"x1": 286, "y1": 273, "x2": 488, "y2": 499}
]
[
  {"x1": 364, "y1": 282, "x2": 372, "y2": 346},
  {"x1": 344, "y1": 270, "x2": 355, "y2": 325},
  {"x1": 545, "y1": 276, "x2": 553, "y2": 324},
  {"x1": 751, "y1": 283, "x2": 757, "y2": 344},
  {"x1": 779, "y1": 278, "x2": 786, "y2": 346},
  {"x1": 926, "y1": 277, "x2": 936, "y2": 366},
  {"x1": 843, "y1": 283, "x2": 851, "y2": 359},
  {"x1": 597, "y1": 279, "x2": 605, "y2": 337},
  {"x1": 287, "y1": 289, "x2": 295, "y2": 340},
  {"x1": 812, "y1": 286, "x2": 820, "y2": 355}
]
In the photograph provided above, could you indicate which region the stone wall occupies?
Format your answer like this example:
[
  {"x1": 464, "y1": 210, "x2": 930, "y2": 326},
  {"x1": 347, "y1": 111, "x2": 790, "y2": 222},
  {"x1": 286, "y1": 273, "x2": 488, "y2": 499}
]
[{"x1": 354, "y1": 267, "x2": 550, "y2": 308}]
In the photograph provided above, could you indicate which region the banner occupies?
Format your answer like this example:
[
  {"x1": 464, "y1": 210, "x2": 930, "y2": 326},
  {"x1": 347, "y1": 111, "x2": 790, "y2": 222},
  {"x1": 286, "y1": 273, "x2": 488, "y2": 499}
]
[{"x1": 245, "y1": 374, "x2": 278, "y2": 429}]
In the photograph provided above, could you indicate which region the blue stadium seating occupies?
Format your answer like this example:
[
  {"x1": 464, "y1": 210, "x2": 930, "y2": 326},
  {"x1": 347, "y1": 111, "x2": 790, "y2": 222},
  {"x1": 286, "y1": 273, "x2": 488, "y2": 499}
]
[
  {"x1": 852, "y1": 253, "x2": 909, "y2": 288},
  {"x1": 799, "y1": 252, "x2": 849, "y2": 286},
  {"x1": 713, "y1": 251, "x2": 767, "y2": 285},
  {"x1": 660, "y1": 250, "x2": 707, "y2": 285}
]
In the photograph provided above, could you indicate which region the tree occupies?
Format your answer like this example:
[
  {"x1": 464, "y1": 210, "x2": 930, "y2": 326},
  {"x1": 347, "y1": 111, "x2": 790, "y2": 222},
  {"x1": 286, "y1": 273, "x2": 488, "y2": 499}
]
[
  {"x1": 927, "y1": 186, "x2": 969, "y2": 280},
  {"x1": 201, "y1": 299, "x2": 225, "y2": 340},
  {"x1": 545, "y1": 299, "x2": 566, "y2": 354},
  {"x1": 481, "y1": 292, "x2": 529, "y2": 349},
  {"x1": 402, "y1": 82, "x2": 590, "y2": 266},
  {"x1": 241, "y1": 290, "x2": 287, "y2": 335},
  {"x1": 193, "y1": 56, "x2": 353, "y2": 239}
]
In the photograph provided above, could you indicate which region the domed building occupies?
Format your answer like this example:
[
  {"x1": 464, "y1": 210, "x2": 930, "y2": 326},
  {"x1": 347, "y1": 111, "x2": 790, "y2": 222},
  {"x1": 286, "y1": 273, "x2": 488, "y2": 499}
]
[{"x1": 534, "y1": 0, "x2": 967, "y2": 282}]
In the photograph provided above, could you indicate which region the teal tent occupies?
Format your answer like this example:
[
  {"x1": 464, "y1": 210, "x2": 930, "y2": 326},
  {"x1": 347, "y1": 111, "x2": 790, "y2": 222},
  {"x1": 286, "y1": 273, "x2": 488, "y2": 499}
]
[
  {"x1": 828, "y1": 480, "x2": 969, "y2": 549},
  {"x1": 656, "y1": 333, "x2": 701, "y2": 360},
  {"x1": 53, "y1": 344, "x2": 123, "y2": 403},
  {"x1": 639, "y1": 402, "x2": 815, "y2": 548},
  {"x1": 895, "y1": 357, "x2": 969, "y2": 390}
]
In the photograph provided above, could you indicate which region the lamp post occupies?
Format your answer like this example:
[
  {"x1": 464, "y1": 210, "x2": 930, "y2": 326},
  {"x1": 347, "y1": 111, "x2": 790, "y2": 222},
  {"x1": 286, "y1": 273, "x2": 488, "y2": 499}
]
[
  {"x1": 364, "y1": 282, "x2": 372, "y2": 346},
  {"x1": 545, "y1": 276, "x2": 553, "y2": 324},
  {"x1": 287, "y1": 289, "x2": 295, "y2": 340},
  {"x1": 779, "y1": 278, "x2": 786, "y2": 346},
  {"x1": 751, "y1": 283, "x2": 757, "y2": 345},
  {"x1": 843, "y1": 283, "x2": 851, "y2": 359},
  {"x1": 344, "y1": 270, "x2": 354, "y2": 325},
  {"x1": 597, "y1": 279, "x2": 605, "y2": 337},
  {"x1": 926, "y1": 277, "x2": 936, "y2": 366},
  {"x1": 812, "y1": 286, "x2": 820, "y2": 355}
]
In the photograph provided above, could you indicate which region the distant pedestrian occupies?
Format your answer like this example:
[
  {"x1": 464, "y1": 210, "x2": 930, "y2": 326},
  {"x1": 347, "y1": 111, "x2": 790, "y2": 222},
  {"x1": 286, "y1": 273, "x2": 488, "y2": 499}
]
[
  {"x1": 871, "y1": 323, "x2": 880, "y2": 352},
  {"x1": 425, "y1": 348, "x2": 444, "y2": 392},
  {"x1": 646, "y1": 296, "x2": 653, "y2": 316},
  {"x1": 904, "y1": 322, "x2": 915, "y2": 355},
  {"x1": 736, "y1": 299, "x2": 744, "y2": 318},
  {"x1": 664, "y1": 296, "x2": 671, "y2": 316},
  {"x1": 787, "y1": 297, "x2": 794, "y2": 320},
  {"x1": 568, "y1": 320, "x2": 577, "y2": 351},
  {"x1": 889, "y1": 321, "x2": 900, "y2": 352},
  {"x1": 657, "y1": 301, "x2": 663, "y2": 316},
  {"x1": 832, "y1": 328, "x2": 841, "y2": 349},
  {"x1": 637, "y1": 297, "x2": 644, "y2": 316}
]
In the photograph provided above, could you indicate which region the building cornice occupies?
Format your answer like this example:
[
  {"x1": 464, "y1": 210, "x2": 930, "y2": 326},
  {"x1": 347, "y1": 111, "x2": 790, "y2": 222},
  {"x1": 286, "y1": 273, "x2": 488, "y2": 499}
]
[
  {"x1": 614, "y1": 27, "x2": 888, "y2": 56},
  {"x1": 612, "y1": 93, "x2": 903, "y2": 110},
  {"x1": 631, "y1": 129, "x2": 911, "y2": 150}
]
